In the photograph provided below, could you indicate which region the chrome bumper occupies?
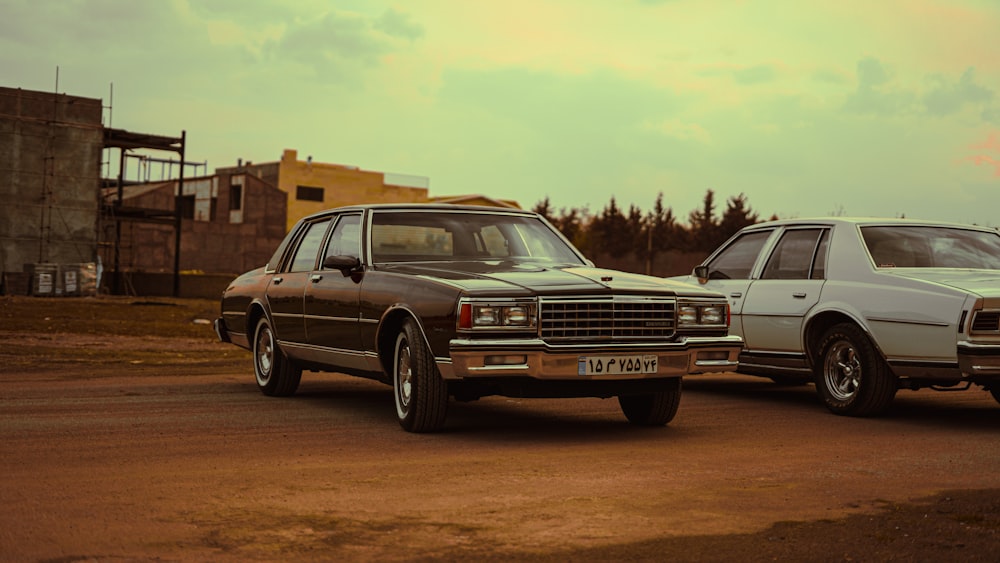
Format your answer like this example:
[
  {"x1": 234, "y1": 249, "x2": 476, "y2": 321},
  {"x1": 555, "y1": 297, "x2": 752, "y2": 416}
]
[
  {"x1": 439, "y1": 335, "x2": 743, "y2": 380},
  {"x1": 957, "y1": 341, "x2": 1000, "y2": 377},
  {"x1": 214, "y1": 317, "x2": 231, "y2": 344}
]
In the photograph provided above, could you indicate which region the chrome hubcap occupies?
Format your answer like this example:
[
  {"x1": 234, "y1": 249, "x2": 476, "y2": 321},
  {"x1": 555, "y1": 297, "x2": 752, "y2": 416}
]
[
  {"x1": 824, "y1": 340, "x2": 861, "y2": 401},
  {"x1": 256, "y1": 327, "x2": 273, "y2": 383},
  {"x1": 397, "y1": 343, "x2": 413, "y2": 410}
]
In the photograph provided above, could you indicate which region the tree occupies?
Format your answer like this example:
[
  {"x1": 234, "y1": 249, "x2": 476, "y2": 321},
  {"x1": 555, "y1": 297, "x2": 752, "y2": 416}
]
[
  {"x1": 717, "y1": 193, "x2": 760, "y2": 246},
  {"x1": 687, "y1": 189, "x2": 720, "y2": 252}
]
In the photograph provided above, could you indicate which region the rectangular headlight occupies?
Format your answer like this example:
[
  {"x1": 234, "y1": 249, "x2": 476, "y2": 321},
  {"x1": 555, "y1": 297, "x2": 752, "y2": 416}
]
[
  {"x1": 677, "y1": 302, "x2": 729, "y2": 327},
  {"x1": 700, "y1": 305, "x2": 725, "y2": 325},
  {"x1": 459, "y1": 300, "x2": 537, "y2": 330}
]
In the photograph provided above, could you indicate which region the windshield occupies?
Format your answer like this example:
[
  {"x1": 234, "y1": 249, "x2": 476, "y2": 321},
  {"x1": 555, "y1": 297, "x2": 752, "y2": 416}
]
[
  {"x1": 862, "y1": 225, "x2": 1000, "y2": 269},
  {"x1": 370, "y1": 210, "x2": 586, "y2": 264}
]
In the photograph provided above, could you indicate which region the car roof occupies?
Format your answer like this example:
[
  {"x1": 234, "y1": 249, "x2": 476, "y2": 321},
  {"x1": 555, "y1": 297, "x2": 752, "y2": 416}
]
[
  {"x1": 300, "y1": 203, "x2": 537, "y2": 220},
  {"x1": 743, "y1": 216, "x2": 998, "y2": 232}
]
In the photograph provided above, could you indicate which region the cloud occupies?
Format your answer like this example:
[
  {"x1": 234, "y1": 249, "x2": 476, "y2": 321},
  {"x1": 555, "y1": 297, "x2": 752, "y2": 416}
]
[
  {"x1": 923, "y1": 67, "x2": 994, "y2": 116},
  {"x1": 966, "y1": 133, "x2": 1000, "y2": 177},
  {"x1": 733, "y1": 64, "x2": 778, "y2": 85},
  {"x1": 843, "y1": 57, "x2": 914, "y2": 115},
  {"x1": 375, "y1": 8, "x2": 424, "y2": 41}
]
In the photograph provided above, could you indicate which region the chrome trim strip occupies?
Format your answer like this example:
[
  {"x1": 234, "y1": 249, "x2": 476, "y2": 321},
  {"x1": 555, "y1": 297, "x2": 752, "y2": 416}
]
[
  {"x1": 867, "y1": 317, "x2": 950, "y2": 327},
  {"x1": 280, "y1": 341, "x2": 381, "y2": 372}
]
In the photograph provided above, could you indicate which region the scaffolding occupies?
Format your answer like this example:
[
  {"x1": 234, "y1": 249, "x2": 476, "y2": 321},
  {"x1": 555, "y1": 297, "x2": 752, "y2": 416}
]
[{"x1": 101, "y1": 128, "x2": 191, "y2": 296}]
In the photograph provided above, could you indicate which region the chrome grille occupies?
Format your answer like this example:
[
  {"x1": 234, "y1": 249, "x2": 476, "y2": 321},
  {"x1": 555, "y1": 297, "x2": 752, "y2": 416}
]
[
  {"x1": 540, "y1": 297, "x2": 676, "y2": 341},
  {"x1": 971, "y1": 311, "x2": 1000, "y2": 333}
]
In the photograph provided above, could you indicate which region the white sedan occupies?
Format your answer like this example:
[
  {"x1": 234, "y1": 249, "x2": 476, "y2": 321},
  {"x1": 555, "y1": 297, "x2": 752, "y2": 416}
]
[{"x1": 672, "y1": 217, "x2": 1000, "y2": 416}]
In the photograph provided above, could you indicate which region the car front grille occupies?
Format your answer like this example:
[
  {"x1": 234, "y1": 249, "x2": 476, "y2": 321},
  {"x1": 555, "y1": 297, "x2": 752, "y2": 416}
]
[
  {"x1": 971, "y1": 310, "x2": 1000, "y2": 333},
  {"x1": 539, "y1": 296, "x2": 676, "y2": 342}
]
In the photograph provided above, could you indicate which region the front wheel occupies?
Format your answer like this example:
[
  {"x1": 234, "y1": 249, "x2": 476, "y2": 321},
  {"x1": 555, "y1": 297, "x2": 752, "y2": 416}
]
[
  {"x1": 618, "y1": 378, "x2": 682, "y2": 426},
  {"x1": 252, "y1": 316, "x2": 301, "y2": 397},
  {"x1": 814, "y1": 323, "x2": 896, "y2": 416},
  {"x1": 393, "y1": 318, "x2": 449, "y2": 433}
]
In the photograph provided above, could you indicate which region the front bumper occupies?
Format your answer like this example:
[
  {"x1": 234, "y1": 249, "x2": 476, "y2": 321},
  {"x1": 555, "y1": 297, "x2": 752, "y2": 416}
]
[
  {"x1": 439, "y1": 335, "x2": 743, "y2": 380},
  {"x1": 214, "y1": 317, "x2": 231, "y2": 344}
]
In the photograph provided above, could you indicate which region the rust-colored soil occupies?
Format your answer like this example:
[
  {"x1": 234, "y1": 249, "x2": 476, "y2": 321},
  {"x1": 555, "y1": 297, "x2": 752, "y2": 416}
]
[{"x1": 1, "y1": 296, "x2": 998, "y2": 561}]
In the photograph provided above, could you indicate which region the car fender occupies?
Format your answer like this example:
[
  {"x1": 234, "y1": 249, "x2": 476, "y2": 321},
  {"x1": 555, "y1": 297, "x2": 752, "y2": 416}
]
[
  {"x1": 375, "y1": 303, "x2": 440, "y2": 374},
  {"x1": 801, "y1": 300, "x2": 885, "y2": 367}
]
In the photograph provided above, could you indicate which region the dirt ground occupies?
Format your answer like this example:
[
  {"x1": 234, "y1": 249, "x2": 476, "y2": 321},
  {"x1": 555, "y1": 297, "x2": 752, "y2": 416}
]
[{"x1": 1, "y1": 296, "x2": 999, "y2": 562}]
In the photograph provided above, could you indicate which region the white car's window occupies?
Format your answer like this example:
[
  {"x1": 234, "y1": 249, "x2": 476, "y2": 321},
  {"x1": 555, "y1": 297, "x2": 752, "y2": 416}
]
[
  {"x1": 863, "y1": 226, "x2": 1000, "y2": 269},
  {"x1": 287, "y1": 219, "x2": 331, "y2": 272},
  {"x1": 761, "y1": 229, "x2": 828, "y2": 280},
  {"x1": 706, "y1": 230, "x2": 772, "y2": 280},
  {"x1": 370, "y1": 211, "x2": 585, "y2": 264}
]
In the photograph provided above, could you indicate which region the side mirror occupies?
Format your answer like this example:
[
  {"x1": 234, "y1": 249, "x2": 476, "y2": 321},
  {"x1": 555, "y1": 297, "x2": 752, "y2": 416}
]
[
  {"x1": 693, "y1": 265, "x2": 709, "y2": 283},
  {"x1": 323, "y1": 255, "x2": 361, "y2": 274}
]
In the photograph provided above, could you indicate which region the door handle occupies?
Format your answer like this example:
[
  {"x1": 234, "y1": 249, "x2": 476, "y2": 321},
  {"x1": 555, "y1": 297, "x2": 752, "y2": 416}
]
[
  {"x1": 792, "y1": 292, "x2": 807, "y2": 298},
  {"x1": 310, "y1": 274, "x2": 322, "y2": 283},
  {"x1": 273, "y1": 276, "x2": 283, "y2": 285},
  {"x1": 730, "y1": 292, "x2": 742, "y2": 298}
]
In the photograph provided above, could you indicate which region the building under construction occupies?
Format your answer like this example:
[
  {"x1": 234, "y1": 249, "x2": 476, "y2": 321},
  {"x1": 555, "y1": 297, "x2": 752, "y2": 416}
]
[{"x1": 0, "y1": 86, "x2": 104, "y2": 295}]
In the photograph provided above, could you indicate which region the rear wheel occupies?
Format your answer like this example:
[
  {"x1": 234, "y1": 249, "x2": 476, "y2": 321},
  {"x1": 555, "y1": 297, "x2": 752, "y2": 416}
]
[
  {"x1": 814, "y1": 323, "x2": 896, "y2": 416},
  {"x1": 393, "y1": 318, "x2": 449, "y2": 433},
  {"x1": 618, "y1": 378, "x2": 682, "y2": 426},
  {"x1": 253, "y1": 316, "x2": 301, "y2": 397}
]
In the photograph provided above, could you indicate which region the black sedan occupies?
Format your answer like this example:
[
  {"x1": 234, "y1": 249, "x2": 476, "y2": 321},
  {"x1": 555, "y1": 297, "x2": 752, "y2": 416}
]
[{"x1": 215, "y1": 204, "x2": 742, "y2": 432}]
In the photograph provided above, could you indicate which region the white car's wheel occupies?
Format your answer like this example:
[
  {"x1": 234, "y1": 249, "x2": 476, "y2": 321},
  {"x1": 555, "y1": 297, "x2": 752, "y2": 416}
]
[
  {"x1": 815, "y1": 323, "x2": 896, "y2": 416},
  {"x1": 393, "y1": 318, "x2": 448, "y2": 433},
  {"x1": 253, "y1": 316, "x2": 301, "y2": 397}
]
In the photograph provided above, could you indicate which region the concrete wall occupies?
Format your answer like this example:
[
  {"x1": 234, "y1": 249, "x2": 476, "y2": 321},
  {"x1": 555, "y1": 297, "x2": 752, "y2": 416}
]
[
  {"x1": 0, "y1": 87, "x2": 103, "y2": 274},
  {"x1": 101, "y1": 173, "x2": 288, "y2": 274}
]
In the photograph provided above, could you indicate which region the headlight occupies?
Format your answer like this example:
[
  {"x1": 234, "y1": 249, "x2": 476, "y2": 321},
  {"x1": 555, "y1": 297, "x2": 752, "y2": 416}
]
[
  {"x1": 677, "y1": 302, "x2": 729, "y2": 327},
  {"x1": 459, "y1": 300, "x2": 537, "y2": 330}
]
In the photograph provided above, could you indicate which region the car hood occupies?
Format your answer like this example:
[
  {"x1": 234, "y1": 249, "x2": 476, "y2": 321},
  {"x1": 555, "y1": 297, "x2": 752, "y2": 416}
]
[
  {"x1": 883, "y1": 268, "x2": 1000, "y2": 298},
  {"x1": 377, "y1": 261, "x2": 718, "y2": 297}
]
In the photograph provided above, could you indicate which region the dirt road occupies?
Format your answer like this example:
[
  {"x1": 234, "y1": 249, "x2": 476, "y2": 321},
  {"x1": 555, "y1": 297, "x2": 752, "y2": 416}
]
[{"x1": 1, "y1": 297, "x2": 999, "y2": 561}]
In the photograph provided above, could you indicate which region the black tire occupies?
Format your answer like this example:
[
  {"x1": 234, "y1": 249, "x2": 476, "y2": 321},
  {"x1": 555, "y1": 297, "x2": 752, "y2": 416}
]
[
  {"x1": 989, "y1": 388, "x2": 1000, "y2": 406},
  {"x1": 252, "y1": 316, "x2": 301, "y2": 397},
  {"x1": 618, "y1": 378, "x2": 682, "y2": 426},
  {"x1": 814, "y1": 323, "x2": 896, "y2": 416},
  {"x1": 393, "y1": 318, "x2": 449, "y2": 433}
]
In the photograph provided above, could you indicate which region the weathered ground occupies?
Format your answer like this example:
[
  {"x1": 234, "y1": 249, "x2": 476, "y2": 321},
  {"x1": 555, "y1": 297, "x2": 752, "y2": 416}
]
[{"x1": 1, "y1": 296, "x2": 998, "y2": 562}]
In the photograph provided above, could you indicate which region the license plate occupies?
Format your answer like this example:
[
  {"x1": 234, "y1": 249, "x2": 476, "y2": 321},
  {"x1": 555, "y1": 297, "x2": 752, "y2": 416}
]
[{"x1": 578, "y1": 355, "x2": 658, "y2": 376}]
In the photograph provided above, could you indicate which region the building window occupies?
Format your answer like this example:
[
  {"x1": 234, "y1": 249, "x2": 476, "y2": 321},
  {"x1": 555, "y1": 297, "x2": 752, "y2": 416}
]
[
  {"x1": 296, "y1": 185, "x2": 325, "y2": 202},
  {"x1": 179, "y1": 195, "x2": 196, "y2": 220},
  {"x1": 229, "y1": 184, "x2": 243, "y2": 211}
]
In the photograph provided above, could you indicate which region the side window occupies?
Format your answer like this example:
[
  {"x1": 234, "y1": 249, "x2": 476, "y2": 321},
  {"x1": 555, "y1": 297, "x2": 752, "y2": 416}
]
[
  {"x1": 811, "y1": 230, "x2": 829, "y2": 279},
  {"x1": 761, "y1": 229, "x2": 825, "y2": 280},
  {"x1": 707, "y1": 230, "x2": 772, "y2": 280},
  {"x1": 322, "y1": 214, "x2": 362, "y2": 264},
  {"x1": 287, "y1": 219, "x2": 331, "y2": 272}
]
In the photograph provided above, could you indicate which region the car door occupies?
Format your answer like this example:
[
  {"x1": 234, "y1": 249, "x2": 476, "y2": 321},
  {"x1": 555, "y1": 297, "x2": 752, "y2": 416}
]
[
  {"x1": 266, "y1": 217, "x2": 332, "y2": 346},
  {"x1": 695, "y1": 229, "x2": 777, "y2": 340},
  {"x1": 303, "y1": 213, "x2": 367, "y2": 369},
  {"x1": 741, "y1": 227, "x2": 829, "y2": 353}
]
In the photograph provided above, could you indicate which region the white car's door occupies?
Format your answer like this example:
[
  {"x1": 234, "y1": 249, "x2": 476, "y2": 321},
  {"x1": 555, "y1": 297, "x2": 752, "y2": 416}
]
[
  {"x1": 741, "y1": 228, "x2": 830, "y2": 352},
  {"x1": 693, "y1": 229, "x2": 777, "y2": 340}
]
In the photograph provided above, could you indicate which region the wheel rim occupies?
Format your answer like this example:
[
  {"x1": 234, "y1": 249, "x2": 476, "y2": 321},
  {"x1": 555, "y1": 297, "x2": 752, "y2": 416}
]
[
  {"x1": 396, "y1": 338, "x2": 413, "y2": 414},
  {"x1": 824, "y1": 340, "x2": 861, "y2": 401},
  {"x1": 255, "y1": 324, "x2": 274, "y2": 385}
]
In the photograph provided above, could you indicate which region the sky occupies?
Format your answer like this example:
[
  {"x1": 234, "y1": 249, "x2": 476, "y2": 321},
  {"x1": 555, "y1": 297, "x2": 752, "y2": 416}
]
[{"x1": 3, "y1": 0, "x2": 1000, "y2": 226}]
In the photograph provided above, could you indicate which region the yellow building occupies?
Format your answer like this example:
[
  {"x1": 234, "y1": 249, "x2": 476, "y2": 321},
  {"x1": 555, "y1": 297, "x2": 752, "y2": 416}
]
[{"x1": 218, "y1": 149, "x2": 519, "y2": 231}]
